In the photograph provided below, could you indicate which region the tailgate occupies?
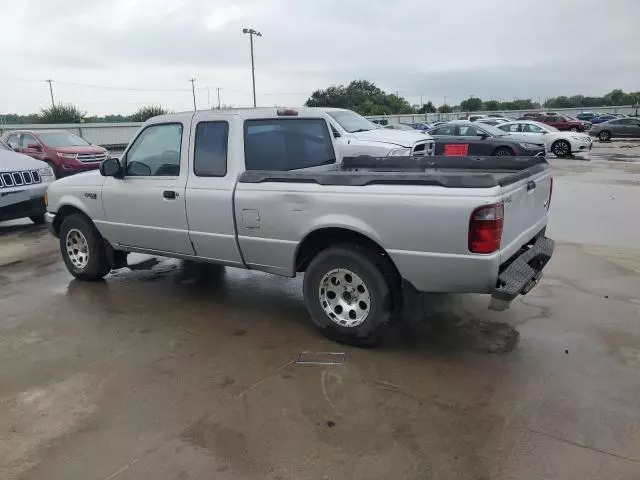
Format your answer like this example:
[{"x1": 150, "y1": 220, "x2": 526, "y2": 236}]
[{"x1": 499, "y1": 168, "x2": 552, "y2": 262}]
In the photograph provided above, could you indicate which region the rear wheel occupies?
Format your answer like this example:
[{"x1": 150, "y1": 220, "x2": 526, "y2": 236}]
[
  {"x1": 59, "y1": 213, "x2": 111, "y2": 281},
  {"x1": 303, "y1": 244, "x2": 400, "y2": 347},
  {"x1": 551, "y1": 140, "x2": 571, "y2": 157},
  {"x1": 493, "y1": 147, "x2": 514, "y2": 157},
  {"x1": 598, "y1": 130, "x2": 611, "y2": 141}
]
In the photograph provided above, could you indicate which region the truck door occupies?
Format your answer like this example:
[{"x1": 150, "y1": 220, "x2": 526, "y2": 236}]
[
  {"x1": 100, "y1": 122, "x2": 194, "y2": 255},
  {"x1": 184, "y1": 116, "x2": 244, "y2": 266}
]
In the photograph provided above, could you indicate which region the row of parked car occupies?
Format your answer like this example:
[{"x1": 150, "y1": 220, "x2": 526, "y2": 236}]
[{"x1": 387, "y1": 110, "x2": 640, "y2": 151}]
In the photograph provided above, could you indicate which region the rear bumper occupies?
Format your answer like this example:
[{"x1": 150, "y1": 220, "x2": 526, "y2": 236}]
[{"x1": 489, "y1": 235, "x2": 554, "y2": 311}]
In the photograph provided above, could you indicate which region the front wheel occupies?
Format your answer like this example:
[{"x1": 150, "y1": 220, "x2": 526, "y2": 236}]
[
  {"x1": 303, "y1": 244, "x2": 400, "y2": 346},
  {"x1": 551, "y1": 140, "x2": 571, "y2": 158},
  {"x1": 570, "y1": 127, "x2": 579, "y2": 132},
  {"x1": 59, "y1": 213, "x2": 111, "y2": 281}
]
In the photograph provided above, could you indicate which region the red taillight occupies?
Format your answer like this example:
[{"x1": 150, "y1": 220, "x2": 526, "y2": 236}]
[
  {"x1": 547, "y1": 176, "x2": 553, "y2": 210},
  {"x1": 469, "y1": 203, "x2": 504, "y2": 254}
]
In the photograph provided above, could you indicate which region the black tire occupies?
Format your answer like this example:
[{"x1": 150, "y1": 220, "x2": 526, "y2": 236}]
[
  {"x1": 45, "y1": 160, "x2": 60, "y2": 179},
  {"x1": 303, "y1": 243, "x2": 400, "y2": 347},
  {"x1": 59, "y1": 213, "x2": 111, "y2": 281},
  {"x1": 29, "y1": 214, "x2": 45, "y2": 225},
  {"x1": 551, "y1": 140, "x2": 571, "y2": 158},
  {"x1": 493, "y1": 147, "x2": 514, "y2": 157},
  {"x1": 598, "y1": 130, "x2": 611, "y2": 142},
  {"x1": 570, "y1": 127, "x2": 579, "y2": 132}
]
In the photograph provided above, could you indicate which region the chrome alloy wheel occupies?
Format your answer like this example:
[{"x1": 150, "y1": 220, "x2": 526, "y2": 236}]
[
  {"x1": 65, "y1": 228, "x2": 89, "y2": 269},
  {"x1": 319, "y1": 268, "x2": 371, "y2": 327}
]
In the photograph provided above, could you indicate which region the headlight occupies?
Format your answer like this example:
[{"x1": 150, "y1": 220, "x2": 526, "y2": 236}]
[
  {"x1": 519, "y1": 142, "x2": 541, "y2": 149},
  {"x1": 39, "y1": 166, "x2": 55, "y2": 178},
  {"x1": 387, "y1": 147, "x2": 411, "y2": 156},
  {"x1": 57, "y1": 152, "x2": 77, "y2": 159}
]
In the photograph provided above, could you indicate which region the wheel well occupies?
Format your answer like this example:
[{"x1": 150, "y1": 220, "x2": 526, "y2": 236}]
[
  {"x1": 295, "y1": 227, "x2": 398, "y2": 274},
  {"x1": 492, "y1": 146, "x2": 514, "y2": 155},
  {"x1": 52, "y1": 205, "x2": 87, "y2": 236}
]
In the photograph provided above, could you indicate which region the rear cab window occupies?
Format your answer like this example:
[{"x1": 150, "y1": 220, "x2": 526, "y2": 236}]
[
  {"x1": 194, "y1": 121, "x2": 229, "y2": 176},
  {"x1": 243, "y1": 118, "x2": 335, "y2": 171}
]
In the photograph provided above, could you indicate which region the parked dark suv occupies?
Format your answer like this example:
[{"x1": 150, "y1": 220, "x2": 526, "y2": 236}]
[{"x1": 1, "y1": 130, "x2": 109, "y2": 178}]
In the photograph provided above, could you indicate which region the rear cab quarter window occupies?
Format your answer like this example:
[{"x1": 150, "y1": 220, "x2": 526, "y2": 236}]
[
  {"x1": 194, "y1": 121, "x2": 229, "y2": 177},
  {"x1": 243, "y1": 118, "x2": 335, "y2": 171}
]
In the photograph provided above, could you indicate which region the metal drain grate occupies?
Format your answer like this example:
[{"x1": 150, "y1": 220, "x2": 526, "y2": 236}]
[{"x1": 296, "y1": 351, "x2": 346, "y2": 365}]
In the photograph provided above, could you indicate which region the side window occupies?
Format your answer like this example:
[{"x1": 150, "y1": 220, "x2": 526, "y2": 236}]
[
  {"x1": 507, "y1": 124, "x2": 521, "y2": 132},
  {"x1": 244, "y1": 119, "x2": 335, "y2": 171},
  {"x1": 6, "y1": 134, "x2": 20, "y2": 149},
  {"x1": 616, "y1": 118, "x2": 635, "y2": 125},
  {"x1": 432, "y1": 125, "x2": 456, "y2": 136},
  {"x1": 125, "y1": 123, "x2": 183, "y2": 176},
  {"x1": 20, "y1": 134, "x2": 37, "y2": 148},
  {"x1": 194, "y1": 121, "x2": 229, "y2": 177},
  {"x1": 458, "y1": 125, "x2": 478, "y2": 136}
]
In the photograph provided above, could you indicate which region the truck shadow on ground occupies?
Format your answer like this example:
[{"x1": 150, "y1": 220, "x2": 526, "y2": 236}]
[
  {"x1": 0, "y1": 221, "x2": 46, "y2": 237},
  {"x1": 66, "y1": 258, "x2": 521, "y2": 355}
]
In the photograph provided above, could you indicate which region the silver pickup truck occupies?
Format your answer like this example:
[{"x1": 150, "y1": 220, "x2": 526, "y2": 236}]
[{"x1": 45, "y1": 108, "x2": 554, "y2": 345}]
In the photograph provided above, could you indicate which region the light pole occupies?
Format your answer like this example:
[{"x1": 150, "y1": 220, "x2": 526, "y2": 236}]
[
  {"x1": 242, "y1": 27, "x2": 261, "y2": 107},
  {"x1": 189, "y1": 78, "x2": 196, "y2": 110}
]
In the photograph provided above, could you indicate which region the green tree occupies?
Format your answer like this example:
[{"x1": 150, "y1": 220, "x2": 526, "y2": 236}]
[
  {"x1": 38, "y1": 104, "x2": 85, "y2": 124},
  {"x1": 416, "y1": 101, "x2": 436, "y2": 114},
  {"x1": 129, "y1": 105, "x2": 168, "y2": 122},
  {"x1": 460, "y1": 97, "x2": 483, "y2": 112},
  {"x1": 438, "y1": 104, "x2": 453, "y2": 113},
  {"x1": 305, "y1": 80, "x2": 413, "y2": 115},
  {"x1": 483, "y1": 100, "x2": 500, "y2": 111}
]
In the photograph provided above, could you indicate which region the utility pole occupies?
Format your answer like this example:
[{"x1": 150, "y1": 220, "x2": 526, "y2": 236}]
[
  {"x1": 216, "y1": 88, "x2": 222, "y2": 109},
  {"x1": 207, "y1": 88, "x2": 211, "y2": 109},
  {"x1": 46, "y1": 79, "x2": 55, "y2": 107},
  {"x1": 420, "y1": 95, "x2": 423, "y2": 107},
  {"x1": 189, "y1": 78, "x2": 196, "y2": 110},
  {"x1": 242, "y1": 28, "x2": 262, "y2": 107}
]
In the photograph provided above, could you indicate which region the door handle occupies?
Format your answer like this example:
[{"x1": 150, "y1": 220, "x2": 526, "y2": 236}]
[
  {"x1": 163, "y1": 190, "x2": 177, "y2": 199},
  {"x1": 526, "y1": 180, "x2": 536, "y2": 192}
]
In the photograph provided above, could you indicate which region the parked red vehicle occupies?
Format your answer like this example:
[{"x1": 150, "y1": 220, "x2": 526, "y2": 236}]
[
  {"x1": 539, "y1": 114, "x2": 590, "y2": 132},
  {"x1": 1, "y1": 130, "x2": 109, "y2": 178}
]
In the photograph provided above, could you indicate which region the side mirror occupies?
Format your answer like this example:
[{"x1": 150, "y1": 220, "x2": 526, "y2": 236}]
[
  {"x1": 332, "y1": 129, "x2": 341, "y2": 138},
  {"x1": 477, "y1": 132, "x2": 489, "y2": 139},
  {"x1": 27, "y1": 143, "x2": 42, "y2": 151},
  {"x1": 100, "y1": 157, "x2": 123, "y2": 177}
]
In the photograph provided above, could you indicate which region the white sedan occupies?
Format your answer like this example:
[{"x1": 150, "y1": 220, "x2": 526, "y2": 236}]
[{"x1": 497, "y1": 120, "x2": 592, "y2": 158}]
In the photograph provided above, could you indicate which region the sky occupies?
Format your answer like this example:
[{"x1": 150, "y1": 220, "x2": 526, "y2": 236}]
[{"x1": 1, "y1": 0, "x2": 638, "y2": 116}]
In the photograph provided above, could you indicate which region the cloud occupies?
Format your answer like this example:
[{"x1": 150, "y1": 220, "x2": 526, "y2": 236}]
[{"x1": 1, "y1": 0, "x2": 638, "y2": 115}]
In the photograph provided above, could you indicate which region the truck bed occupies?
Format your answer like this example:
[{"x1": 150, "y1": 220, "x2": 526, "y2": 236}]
[{"x1": 238, "y1": 155, "x2": 548, "y2": 189}]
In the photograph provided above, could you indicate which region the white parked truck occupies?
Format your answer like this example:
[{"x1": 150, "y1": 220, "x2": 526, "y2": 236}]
[
  {"x1": 45, "y1": 107, "x2": 554, "y2": 346},
  {"x1": 321, "y1": 108, "x2": 435, "y2": 158}
]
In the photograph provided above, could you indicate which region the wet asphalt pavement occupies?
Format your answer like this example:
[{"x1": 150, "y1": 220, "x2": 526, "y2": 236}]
[{"x1": 2, "y1": 141, "x2": 640, "y2": 479}]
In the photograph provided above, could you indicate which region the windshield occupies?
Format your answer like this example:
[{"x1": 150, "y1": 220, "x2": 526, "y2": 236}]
[
  {"x1": 327, "y1": 111, "x2": 379, "y2": 133},
  {"x1": 39, "y1": 132, "x2": 90, "y2": 147}
]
